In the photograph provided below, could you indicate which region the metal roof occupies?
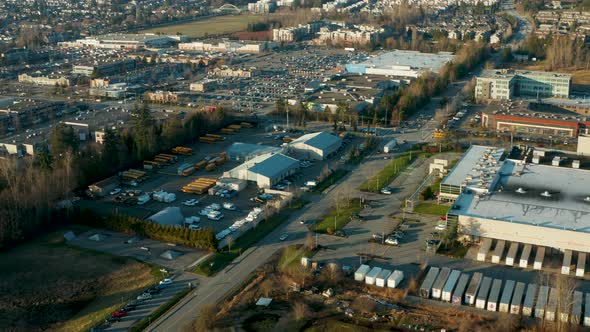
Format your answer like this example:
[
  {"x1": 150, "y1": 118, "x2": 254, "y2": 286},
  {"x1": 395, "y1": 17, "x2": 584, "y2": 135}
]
[
  {"x1": 248, "y1": 153, "x2": 299, "y2": 179},
  {"x1": 148, "y1": 207, "x2": 184, "y2": 226},
  {"x1": 290, "y1": 131, "x2": 341, "y2": 151}
]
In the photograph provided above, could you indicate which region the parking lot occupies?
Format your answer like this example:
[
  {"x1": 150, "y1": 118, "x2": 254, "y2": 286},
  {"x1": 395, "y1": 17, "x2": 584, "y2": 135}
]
[{"x1": 85, "y1": 122, "x2": 359, "y2": 236}]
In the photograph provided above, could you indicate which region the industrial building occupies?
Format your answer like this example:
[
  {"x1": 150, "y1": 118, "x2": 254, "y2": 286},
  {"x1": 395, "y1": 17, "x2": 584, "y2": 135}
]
[
  {"x1": 441, "y1": 145, "x2": 590, "y2": 253},
  {"x1": 178, "y1": 40, "x2": 276, "y2": 54},
  {"x1": 226, "y1": 142, "x2": 281, "y2": 161},
  {"x1": 62, "y1": 33, "x2": 185, "y2": 50},
  {"x1": 287, "y1": 132, "x2": 342, "y2": 160},
  {"x1": 481, "y1": 109, "x2": 590, "y2": 138},
  {"x1": 72, "y1": 58, "x2": 136, "y2": 77},
  {"x1": 345, "y1": 50, "x2": 455, "y2": 78},
  {"x1": 475, "y1": 69, "x2": 571, "y2": 101},
  {"x1": 223, "y1": 152, "x2": 299, "y2": 188}
]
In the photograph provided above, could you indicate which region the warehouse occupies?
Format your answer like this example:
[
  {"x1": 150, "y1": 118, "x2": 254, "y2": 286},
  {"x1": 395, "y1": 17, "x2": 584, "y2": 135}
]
[
  {"x1": 287, "y1": 131, "x2": 342, "y2": 160},
  {"x1": 345, "y1": 50, "x2": 454, "y2": 78},
  {"x1": 445, "y1": 145, "x2": 590, "y2": 253},
  {"x1": 226, "y1": 142, "x2": 281, "y2": 161},
  {"x1": 223, "y1": 152, "x2": 300, "y2": 188}
]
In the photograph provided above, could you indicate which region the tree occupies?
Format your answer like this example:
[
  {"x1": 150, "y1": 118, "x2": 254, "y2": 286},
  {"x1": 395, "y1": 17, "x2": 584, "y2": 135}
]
[
  {"x1": 501, "y1": 47, "x2": 513, "y2": 63},
  {"x1": 190, "y1": 304, "x2": 218, "y2": 332},
  {"x1": 49, "y1": 123, "x2": 79, "y2": 157},
  {"x1": 131, "y1": 102, "x2": 157, "y2": 161},
  {"x1": 161, "y1": 117, "x2": 185, "y2": 149}
]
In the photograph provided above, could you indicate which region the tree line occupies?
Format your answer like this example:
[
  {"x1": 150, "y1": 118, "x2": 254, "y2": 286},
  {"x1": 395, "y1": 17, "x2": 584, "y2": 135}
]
[
  {"x1": 518, "y1": 34, "x2": 590, "y2": 71},
  {"x1": 0, "y1": 103, "x2": 229, "y2": 249}
]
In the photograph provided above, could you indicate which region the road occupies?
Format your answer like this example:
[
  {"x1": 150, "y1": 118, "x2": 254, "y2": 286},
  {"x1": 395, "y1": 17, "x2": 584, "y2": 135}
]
[{"x1": 501, "y1": 0, "x2": 534, "y2": 47}]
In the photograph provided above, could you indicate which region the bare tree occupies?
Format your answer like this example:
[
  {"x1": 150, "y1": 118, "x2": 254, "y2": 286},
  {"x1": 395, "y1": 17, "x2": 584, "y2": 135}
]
[
  {"x1": 292, "y1": 301, "x2": 310, "y2": 321},
  {"x1": 259, "y1": 279, "x2": 274, "y2": 298}
]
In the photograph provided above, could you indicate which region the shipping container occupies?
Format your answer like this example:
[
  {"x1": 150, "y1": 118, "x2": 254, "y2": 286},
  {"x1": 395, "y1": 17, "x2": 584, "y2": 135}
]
[
  {"x1": 577, "y1": 252, "x2": 586, "y2": 277},
  {"x1": 510, "y1": 282, "x2": 526, "y2": 315},
  {"x1": 572, "y1": 290, "x2": 583, "y2": 325},
  {"x1": 562, "y1": 250, "x2": 573, "y2": 275},
  {"x1": 354, "y1": 265, "x2": 371, "y2": 281},
  {"x1": 523, "y1": 283, "x2": 538, "y2": 317},
  {"x1": 491, "y1": 240, "x2": 506, "y2": 264},
  {"x1": 535, "y1": 285, "x2": 549, "y2": 318},
  {"x1": 432, "y1": 267, "x2": 451, "y2": 299},
  {"x1": 451, "y1": 274, "x2": 470, "y2": 305},
  {"x1": 420, "y1": 267, "x2": 440, "y2": 298},
  {"x1": 387, "y1": 270, "x2": 404, "y2": 288},
  {"x1": 466, "y1": 272, "x2": 483, "y2": 305},
  {"x1": 505, "y1": 242, "x2": 519, "y2": 266},
  {"x1": 585, "y1": 293, "x2": 590, "y2": 327},
  {"x1": 487, "y1": 279, "x2": 503, "y2": 311},
  {"x1": 534, "y1": 246, "x2": 546, "y2": 270},
  {"x1": 475, "y1": 277, "x2": 492, "y2": 309},
  {"x1": 477, "y1": 238, "x2": 493, "y2": 262},
  {"x1": 520, "y1": 244, "x2": 532, "y2": 268},
  {"x1": 545, "y1": 287, "x2": 558, "y2": 321},
  {"x1": 499, "y1": 280, "x2": 515, "y2": 313},
  {"x1": 375, "y1": 269, "x2": 392, "y2": 287},
  {"x1": 442, "y1": 270, "x2": 461, "y2": 302},
  {"x1": 365, "y1": 267, "x2": 382, "y2": 285}
]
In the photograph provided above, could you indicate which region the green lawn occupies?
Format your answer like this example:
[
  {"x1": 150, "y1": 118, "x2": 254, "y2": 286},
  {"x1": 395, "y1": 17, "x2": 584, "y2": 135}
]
[
  {"x1": 413, "y1": 203, "x2": 450, "y2": 216},
  {"x1": 194, "y1": 200, "x2": 309, "y2": 276},
  {"x1": 278, "y1": 245, "x2": 314, "y2": 271},
  {"x1": 312, "y1": 169, "x2": 349, "y2": 193},
  {"x1": 140, "y1": 14, "x2": 265, "y2": 37},
  {"x1": 311, "y1": 198, "x2": 362, "y2": 234},
  {"x1": 358, "y1": 150, "x2": 421, "y2": 192}
]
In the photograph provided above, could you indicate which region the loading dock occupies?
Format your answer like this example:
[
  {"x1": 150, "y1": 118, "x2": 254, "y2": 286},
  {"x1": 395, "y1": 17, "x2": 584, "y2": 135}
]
[
  {"x1": 491, "y1": 240, "x2": 506, "y2": 264},
  {"x1": 477, "y1": 238, "x2": 493, "y2": 262},
  {"x1": 519, "y1": 244, "x2": 532, "y2": 268},
  {"x1": 562, "y1": 250, "x2": 572, "y2": 275},
  {"x1": 534, "y1": 246, "x2": 546, "y2": 270},
  {"x1": 577, "y1": 252, "x2": 586, "y2": 277},
  {"x1": 505, "y1": 242, "x2": 518, "y2": 266}
]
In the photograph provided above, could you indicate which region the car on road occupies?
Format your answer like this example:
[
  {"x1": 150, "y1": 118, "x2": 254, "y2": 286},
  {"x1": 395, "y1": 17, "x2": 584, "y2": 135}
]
[
  {"x1": 147, "y1": 286, "x2": 161, "y2": 295},
  {"x1": 380, "y1": 186, "x2": 393, "y2": 195},
  {"x1": 159, "y1": 278, "x2": 173, "y2": 286},
  {"x1": 109, "y1": 188, "x2": 122, "y2": 195},
  {"x1": 137, "y1": 293, "x2": 152, "y2": 301},
  {"x1": 111, "y1": 309, "x2": 127, "y2": 318},
  {"x1": 279, "y1": 233, "x2": 288, "y2": 241},
  {"x1": 123, "y1": 304, "x2": 138, "y2": 311}
]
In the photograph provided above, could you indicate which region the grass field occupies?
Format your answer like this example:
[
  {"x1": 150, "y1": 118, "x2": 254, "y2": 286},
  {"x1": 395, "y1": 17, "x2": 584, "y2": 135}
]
[
  {"x1": 359, "y1": 150, "x2": 420, "y2": 192},
  {"x1": 413, "y1": 203, "x2": 450, "y2": 216},
  {"x1": 312, "y1": 198, "x2": 362, "y2": 234},
  {"x1": 0, "y1": 231, "x2": 157, "y2": 331},
  {"x1": 140, "y1": 14, "x2": 266, "y2": 38}
]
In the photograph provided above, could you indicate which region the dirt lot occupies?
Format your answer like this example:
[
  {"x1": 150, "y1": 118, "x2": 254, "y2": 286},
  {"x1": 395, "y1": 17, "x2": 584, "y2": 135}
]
[{"x1": 0, "y1": 230, "x2": 158, "y2": 331}]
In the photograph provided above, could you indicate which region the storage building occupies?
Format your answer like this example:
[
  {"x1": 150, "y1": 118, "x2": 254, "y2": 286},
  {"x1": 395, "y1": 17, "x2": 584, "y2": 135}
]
[
  {"x1": 224, "y1": 152, "x2": 299, "y2": 188},
  {"x1": 287, "y1": 132, "x2": 342, "y2": 160},
  {"x1": 226, "y1": 142, "x2": 281, "y2": 161}
]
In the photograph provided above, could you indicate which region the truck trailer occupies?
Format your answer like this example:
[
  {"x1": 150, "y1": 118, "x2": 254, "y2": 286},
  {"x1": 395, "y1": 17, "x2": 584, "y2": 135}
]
[
  {"x1": 491, "y1": 240, "x2": 506, "y2": 264},
  {"x1": 465, "y1": 272, "x2": 483, "y2": 305},
  {"x1": 451, "y1": 274, "x2": 471, "y2": 305},
  {"x1": 545, "y1": 287, "x2": 558, "y2": 321},
  {"x1": 522, "y1": 283, "x2": 538, "y2": 317},
  {"x1": 475, "y1": 277, "x2": 492, "y2": 309},
  {"x1": 431, "y1": 267, "x2": 451, "y2": 299},
  {"x1": 577, "y1": 252, "x2": 586, "y2": 277},
  {"x1": 487, "y1": 279, "x2": 503, "y2": 312},
  {"x1": 375, "y1": 269, "x2": 392, "y2": 288},
  {"x1": 477, "y1": 239, "x2": 493, "y2": 262},
  {"x1": 420, "y1": 267, "x2": 440, "y2": 298},
  {"x1": 535, "y1": 285, "x2": 549, "y2": 319},
  {"x1": 505, "y1": 242, "x2": 518, "y2": 266},
  {"x1": 387, "y1": 270, "x2": 404, "y2": 288},
  {"x1": 499, "y1": 280, "x2": 515, "y2": 313},
  {"x1": 572, "y1": 290, "x2": 583, "y2": 325},
  {"x1": 365, "y1": 267, "x2": 382, "y2": 285},
  {"x1": 562, "y1": 250, "x2": 573, "y2": 275},
  {"x1": 442, "y1": 270, "x2": 461, "y2": 302},
  {"x1": 534, "y1": 246, "x2": 546, "y2": 270},
  {"x1": 354, "y1": 264, "x2": 371, "y2": 281},
  {"x1": 510, "y1": 282, "x2": 526, "y2": 315}
]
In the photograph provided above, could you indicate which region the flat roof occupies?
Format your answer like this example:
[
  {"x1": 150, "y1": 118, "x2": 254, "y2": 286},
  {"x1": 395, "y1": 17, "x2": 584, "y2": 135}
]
[
  {"x1": 479, "y1": 69, "x2": 572, "y2": 80},
  {"x1": 454, "y1": 160, "x2": 590, "y2": 232},
  {"x1": 354, "y1": 50, "x2": 454, "y2": 71},
  {"x1": 248, "y1": 153, "x2": 299, "y2": 178},
  {"x1": 442, "y1": 145, "x2": 505, "y2": 188},
  {"x1": 290, "y1": 132, "x2": 342, "y2": 151}
]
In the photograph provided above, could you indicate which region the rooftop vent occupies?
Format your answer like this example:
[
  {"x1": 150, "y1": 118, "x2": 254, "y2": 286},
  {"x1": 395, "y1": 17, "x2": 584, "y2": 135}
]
[
  {"x1": 540, "y1": 191, "x2": 552, "y2": 198},
  {"x1": 515, "y1": 187, "x2": 526, "y2": 194},
  {"x1": 584, "y1": 196, "x2": 590, "y2": 202}
]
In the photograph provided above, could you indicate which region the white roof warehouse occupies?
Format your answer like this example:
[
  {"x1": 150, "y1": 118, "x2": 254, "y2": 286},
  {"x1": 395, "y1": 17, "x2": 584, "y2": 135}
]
[{"x1": 287, "y1": 131, "x2": 342, "y2": 160}]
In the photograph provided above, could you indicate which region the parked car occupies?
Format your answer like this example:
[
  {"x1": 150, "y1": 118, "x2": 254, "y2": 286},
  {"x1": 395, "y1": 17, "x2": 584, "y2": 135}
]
[
  {"x1": 223, "y1": 202, "x2": 236, "y2": 210},
  {"x1": 159, "y1": 278, "x2": 173, "y2": 286},
  {"x1": 385, "y1": 237, "x2": 399, "y2": 246},
  {"x1": 207, "y1": 211, "x2": 224, "y2": 221},
  {"x1": 380, "y1": 186, "x2": 393, "y2": 195},
  {"x1": 279, "y1": 233, "x2": 288, "y2": 241},
  {"x1": 111, "y1": 309, "x2": 127, "y2": 318}
]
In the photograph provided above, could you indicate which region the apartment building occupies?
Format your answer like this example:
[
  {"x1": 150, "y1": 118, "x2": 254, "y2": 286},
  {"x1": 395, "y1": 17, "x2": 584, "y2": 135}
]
[{"x1": 476, "y1": 69, "x2": 571, "y2": 100}]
